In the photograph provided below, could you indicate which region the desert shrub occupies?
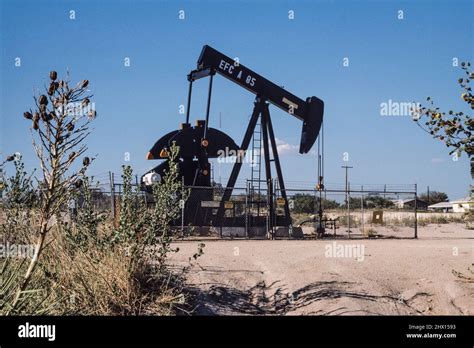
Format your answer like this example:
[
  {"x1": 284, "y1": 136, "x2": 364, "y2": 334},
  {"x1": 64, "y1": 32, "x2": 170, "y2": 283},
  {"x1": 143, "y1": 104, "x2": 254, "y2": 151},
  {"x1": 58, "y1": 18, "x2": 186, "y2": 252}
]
[
  {"x1": 365, "y1": 228, "x2": 377, "y2": 238},
  {"x1": 291, "y1": 194, "x2": 340, "y2": 213},
  {"x1": 62, "y1": 175, "x2": 108, "y2": 253},
  {"x1": 465, "y1": 209, "x2": 474, "y2": 229},
  {"x1": 0, "y1": 155, "x2": 37, "y2": 244},
  {"x1": 398, "y1": 217, "x2": 417, "y2": 227},
  {"x1": 338, "y1": 214, "x2": 359, "y2": 227},
  {"x1": 40, "y1": 144, "x2": 196, "y2": 315},
  {"x1": 146, "y1": 145, "x2": 191, "y2": 273},
  {"x1": 4, "y1": 159, "x2": 194, "y2": 316},
  {"x1": 2, "y1": 71, "x2": 200, "y2": 315},
  {"x1": 36, "y1": 146, "x2": 195, "y2": 315},
  {"x1": 0, "y1": 156, "x2": 55, "y2": 315},
  {"x1": 38, "y1": 229, "x2": 187, "y2": 315},
  {"x1": 417, "y1": 214, "x2": 465, "y2": 225}
]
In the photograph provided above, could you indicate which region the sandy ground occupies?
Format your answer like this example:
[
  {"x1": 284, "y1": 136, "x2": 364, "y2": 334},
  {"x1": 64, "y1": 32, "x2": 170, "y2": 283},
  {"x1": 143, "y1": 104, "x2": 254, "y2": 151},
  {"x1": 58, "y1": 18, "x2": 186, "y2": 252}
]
[{"x1": 169, "y1": 223, "x2": 473, "y2": 315}]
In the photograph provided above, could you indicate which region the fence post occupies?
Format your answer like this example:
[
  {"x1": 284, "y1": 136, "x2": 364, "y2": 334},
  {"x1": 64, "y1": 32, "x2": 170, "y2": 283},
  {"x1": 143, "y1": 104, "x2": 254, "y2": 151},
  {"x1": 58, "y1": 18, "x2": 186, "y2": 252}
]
[
  {"x1": 361, "y1": 185, "x2": 365, "y2": 235},
  {"x1": 181, "y1": 177, "x2": 185, "y2": 237},
  {"x1": 245, "y1": 181, "x2": 249, "y2": 238},
  {"x1": 109, "y1": 171, "x2": 115, "y2": 219},
  {"x1": 414, "y1": 184, "x2": 418, "y2": 239}
]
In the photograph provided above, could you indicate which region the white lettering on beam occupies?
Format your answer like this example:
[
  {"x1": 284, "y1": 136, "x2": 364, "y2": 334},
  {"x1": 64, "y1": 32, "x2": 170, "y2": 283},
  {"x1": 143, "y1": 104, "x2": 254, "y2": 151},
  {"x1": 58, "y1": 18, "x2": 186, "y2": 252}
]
[
  {"x1": 282, "y1": 97, "x2": 298, "y2": 110},
  {"x1": 219, "y1": 60, "x2": 234, "y2": 74}
]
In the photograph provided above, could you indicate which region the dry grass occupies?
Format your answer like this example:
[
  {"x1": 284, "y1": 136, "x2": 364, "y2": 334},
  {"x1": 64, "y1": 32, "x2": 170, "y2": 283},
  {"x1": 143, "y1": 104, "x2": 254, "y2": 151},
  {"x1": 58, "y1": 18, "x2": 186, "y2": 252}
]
[
  {"x1": 292, "y1": 210, "x2": 469, "y2": 229},
  {"x1": 45, "y1": 222, "x2": 188, "y2": 315},
  {"x1": 364, "y1": 228, "x2": 377, "y2": 238},
  {"x1": 1, "y1": 214, "x2": 190, "y2": 315}
]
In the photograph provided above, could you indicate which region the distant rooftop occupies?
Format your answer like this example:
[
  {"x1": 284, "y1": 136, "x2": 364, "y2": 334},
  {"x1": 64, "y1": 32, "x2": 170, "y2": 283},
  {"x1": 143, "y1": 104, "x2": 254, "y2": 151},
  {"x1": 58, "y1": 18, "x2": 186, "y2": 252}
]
[{"x1": 428, "y1": 202, "x2": 452, "y2": 209}]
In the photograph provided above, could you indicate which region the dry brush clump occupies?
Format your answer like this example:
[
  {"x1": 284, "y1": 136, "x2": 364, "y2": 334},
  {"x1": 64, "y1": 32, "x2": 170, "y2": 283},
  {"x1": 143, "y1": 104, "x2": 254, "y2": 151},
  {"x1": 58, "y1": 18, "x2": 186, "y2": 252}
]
[
  {"x1": 43, "y1": 152, "x2": 193, "y2": 315},
  {"x1": 0, "y1": 154, "x2": 37, "y2": 244},
  {"x1": 1, "y1": 156, "x2": 55, "y2": 315},
  {"x1": 9, "y1": 71, "x2": 97, "y2": 310},
  {"x1": 1, "y1": 71, "x2": 198, "y2": 315}
]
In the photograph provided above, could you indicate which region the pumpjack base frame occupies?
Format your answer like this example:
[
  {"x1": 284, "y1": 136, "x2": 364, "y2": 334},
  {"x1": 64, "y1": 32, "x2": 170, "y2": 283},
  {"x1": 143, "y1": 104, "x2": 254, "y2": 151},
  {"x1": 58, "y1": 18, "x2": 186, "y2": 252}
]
[{"x1": 214, "y1": 97, "x2": 292, "y2": 238}]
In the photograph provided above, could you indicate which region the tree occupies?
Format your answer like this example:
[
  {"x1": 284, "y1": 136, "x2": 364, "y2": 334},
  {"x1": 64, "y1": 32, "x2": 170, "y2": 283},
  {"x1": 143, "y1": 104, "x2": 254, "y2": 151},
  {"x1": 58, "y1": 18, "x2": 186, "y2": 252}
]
[
  {"x1": 364, "y1": 195, "x2": 394, "y2": 209},
  {"x1": 347, "y1": 196, "x2": 362, "y2": 209},
  {"x1": 292, "y1": 193, "x2": 340, "y2": 213},
  {"x1": 292, "y1": 194, "x2": 315, "y2": 213},
  {"x1": 412, "y1": 62, "x2": 473, "y2": 179},
  {"x1": 321, "y1": 198, "x2": 340, "y2": 210},
  {"x1": 419, "y1": 191, "x2": 449, "y2": 205}
]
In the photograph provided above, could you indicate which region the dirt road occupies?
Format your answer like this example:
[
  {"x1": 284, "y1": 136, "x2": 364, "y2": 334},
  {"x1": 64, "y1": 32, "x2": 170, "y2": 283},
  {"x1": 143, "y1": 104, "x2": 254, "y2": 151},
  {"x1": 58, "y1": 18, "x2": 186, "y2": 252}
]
[{"x1": 170, "y1": 223, "x2": 473, "y2": 315}]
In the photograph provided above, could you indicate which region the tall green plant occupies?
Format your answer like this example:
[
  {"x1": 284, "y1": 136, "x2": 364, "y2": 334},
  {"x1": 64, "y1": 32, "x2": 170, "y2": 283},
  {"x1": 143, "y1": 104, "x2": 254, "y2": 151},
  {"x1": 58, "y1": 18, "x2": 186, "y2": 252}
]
[
  {"x1": 147, "y1": 144, "x2": 190, "y2": 272},
  {"x1": 64, "y1": 175, "x2": 107, "y2": 253}
]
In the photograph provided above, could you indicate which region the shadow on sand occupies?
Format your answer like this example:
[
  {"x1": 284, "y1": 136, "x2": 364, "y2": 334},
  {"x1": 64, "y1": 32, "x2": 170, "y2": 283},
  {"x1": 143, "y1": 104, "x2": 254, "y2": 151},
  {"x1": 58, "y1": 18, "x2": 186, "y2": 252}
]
[{"x1": 182, "y1": 279, "x2": 429, "y2": 315}]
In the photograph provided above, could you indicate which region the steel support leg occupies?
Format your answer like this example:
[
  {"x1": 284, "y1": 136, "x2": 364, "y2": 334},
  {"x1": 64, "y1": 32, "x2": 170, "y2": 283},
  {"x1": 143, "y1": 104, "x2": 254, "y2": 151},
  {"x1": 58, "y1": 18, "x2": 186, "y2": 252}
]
[
  {"x1": 261, "y1": 106, "x2": 274, "y2": 239},
  {"x1": 215, "y1": 98, "x2": 264, "y2": 228},
  {"x1": 264, "y1": 104, "x2": 291, "y2": 227}
]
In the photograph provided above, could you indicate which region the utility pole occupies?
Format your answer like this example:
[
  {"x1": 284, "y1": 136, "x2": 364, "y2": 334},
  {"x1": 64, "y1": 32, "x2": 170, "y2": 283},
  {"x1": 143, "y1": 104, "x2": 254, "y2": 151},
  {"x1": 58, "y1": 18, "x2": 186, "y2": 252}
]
[
  {"x1": 427, "y1": 185, "x2": 430, "y2": 205},
  {"x1": 342, "y1": 166, "x2": 353, "y2": 235},
  {"x1": 361, "y1": 185, "x2": 365, "y2": 235}
]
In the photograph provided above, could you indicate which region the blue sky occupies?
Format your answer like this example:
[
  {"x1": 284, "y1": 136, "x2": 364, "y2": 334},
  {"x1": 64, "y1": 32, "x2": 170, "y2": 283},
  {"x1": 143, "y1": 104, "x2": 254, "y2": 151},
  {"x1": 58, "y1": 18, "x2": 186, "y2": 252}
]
[{"x1": 1, "y1": 0, "x2": 472, "y2": 199}]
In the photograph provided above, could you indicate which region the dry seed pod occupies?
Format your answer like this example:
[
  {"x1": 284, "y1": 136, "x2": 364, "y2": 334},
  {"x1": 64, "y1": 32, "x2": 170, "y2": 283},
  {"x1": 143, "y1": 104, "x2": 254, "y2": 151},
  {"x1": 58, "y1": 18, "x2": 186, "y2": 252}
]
[
  {"x1": 68, "y1": 152, "x2": 76, "y2": 161},
  {"x1": 39, "y1": 95, "x2": 48, "y2": 105},
  {"x1": 83, "y1": 157, "x2": 90, "y2": 166},
  {"x1": 74, "y1": 179, "x2": 83, "y2": 188},
  {"x1": 33, "y1": 119, "x2": 39, "y2": 130},
  {"x1": 81, "y1": 80, "x2": 89, "y2": 88},
  {"x1": 23, "y1": 111, "x2": 33, "y2": 120},
  {"x1": 66, "y1": 123, "x2": 75, "y2": 132},
  {"x1": 48, "y1": 82, "x2": 57, "y2": 96},
  {"x1": 82, "y1": 98, "x2": 90, "y2": 107},
  {"x1": 63, "y1": 93, "x2": 70, "y2": 103},
  {"x1": 87, "y1": 110, "x2": 96, "y2": 119},
  {"x1": 49, "y1": 71, "x2": 57, "y2": 81},
  {"x1": 6, "y1": 155, "x2": 15, "y2": 162},
  {"x1": 33, "y1": 112, "x2": 40, "y2": 122}
]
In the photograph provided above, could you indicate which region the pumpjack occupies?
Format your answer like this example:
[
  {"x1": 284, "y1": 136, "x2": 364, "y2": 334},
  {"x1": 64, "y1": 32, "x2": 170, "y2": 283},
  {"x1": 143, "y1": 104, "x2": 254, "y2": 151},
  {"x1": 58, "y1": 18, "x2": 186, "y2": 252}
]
[{"x1": 142, "y1": 45, "x2": 324, "y2": 236}]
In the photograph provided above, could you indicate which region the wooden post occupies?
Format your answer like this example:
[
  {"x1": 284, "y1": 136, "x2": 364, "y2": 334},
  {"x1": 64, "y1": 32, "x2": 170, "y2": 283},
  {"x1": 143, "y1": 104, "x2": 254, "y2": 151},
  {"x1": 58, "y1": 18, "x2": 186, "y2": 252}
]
[{"x1": 361, "y1": 185, "x2": 365, "y2": 235}]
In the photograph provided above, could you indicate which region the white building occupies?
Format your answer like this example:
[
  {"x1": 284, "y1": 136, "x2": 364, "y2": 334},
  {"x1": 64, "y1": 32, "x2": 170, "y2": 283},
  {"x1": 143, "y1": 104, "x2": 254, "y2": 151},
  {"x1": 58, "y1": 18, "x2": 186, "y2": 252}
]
[
  {"x1": 427, "y1": 201, "x2": 453, "y2": 213},
  {"x1": 428, "y1": 197, "x2": 473, "y2": 213},
  {"x1": 451, "y1": 197, "x2": 473, "y2": 213},
  {"x1": 391, "y1": 198, "x2": 428, "y2": 210}
]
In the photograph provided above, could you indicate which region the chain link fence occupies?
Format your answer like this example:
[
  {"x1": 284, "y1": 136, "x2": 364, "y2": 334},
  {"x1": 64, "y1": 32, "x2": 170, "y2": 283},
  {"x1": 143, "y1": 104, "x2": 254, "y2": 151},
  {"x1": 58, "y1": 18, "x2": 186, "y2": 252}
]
[{"x1": 87, "y1": 173, "x2": 424, "y2": 239}]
